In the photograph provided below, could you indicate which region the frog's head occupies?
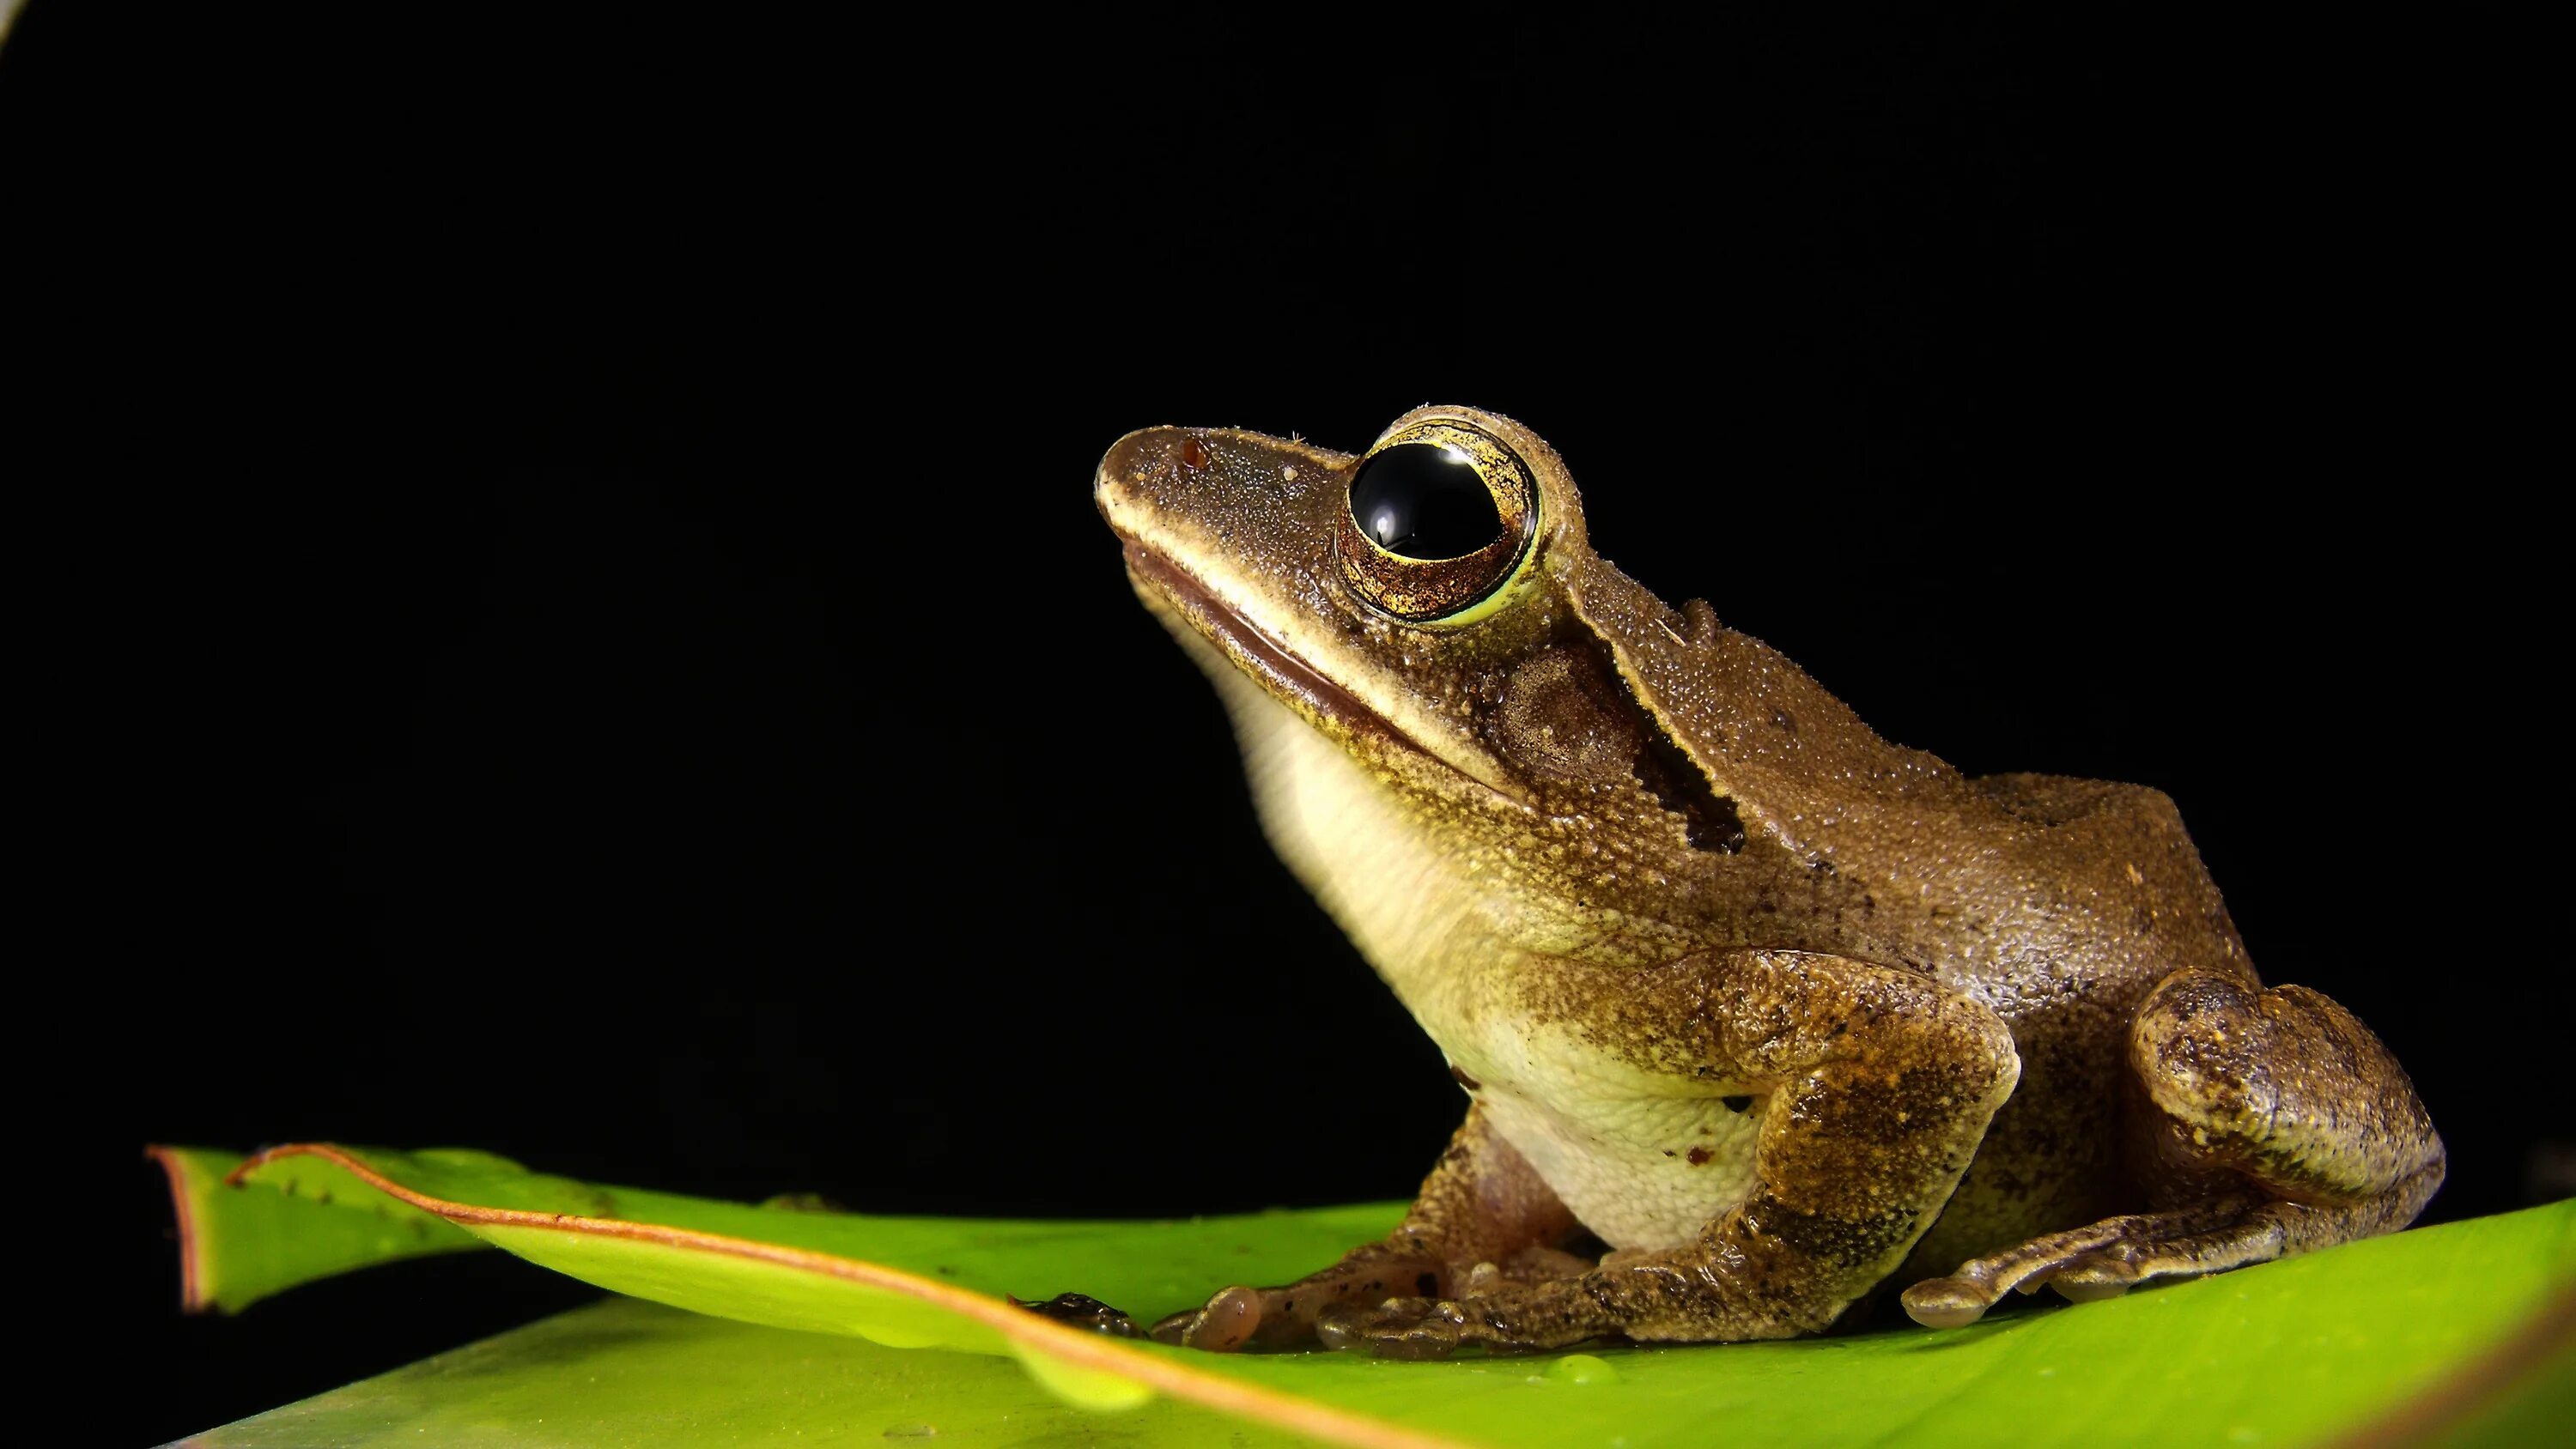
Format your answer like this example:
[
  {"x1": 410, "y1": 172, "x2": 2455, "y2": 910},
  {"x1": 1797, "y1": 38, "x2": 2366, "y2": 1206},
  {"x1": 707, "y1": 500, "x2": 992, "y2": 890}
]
[
  {"x1": 1095, "y1": 408, "x2": 1571, "y2": 792},
  {"x1": 1097, "y1": 406, "x2": 1741, "y2": 853}
]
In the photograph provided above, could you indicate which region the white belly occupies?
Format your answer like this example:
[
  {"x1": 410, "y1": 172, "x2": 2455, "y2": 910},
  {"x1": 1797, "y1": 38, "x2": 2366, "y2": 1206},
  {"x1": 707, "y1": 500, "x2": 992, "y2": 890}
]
[{"x1": 1447, "y1": 1016, "x2": 1763, "y2": 1252}]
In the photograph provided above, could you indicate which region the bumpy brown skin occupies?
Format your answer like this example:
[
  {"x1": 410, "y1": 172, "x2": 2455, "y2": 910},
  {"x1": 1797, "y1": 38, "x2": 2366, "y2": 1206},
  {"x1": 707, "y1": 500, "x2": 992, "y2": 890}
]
[{"x1": 1099, "y1": 407, "x2": 2443, "y2": 1356}]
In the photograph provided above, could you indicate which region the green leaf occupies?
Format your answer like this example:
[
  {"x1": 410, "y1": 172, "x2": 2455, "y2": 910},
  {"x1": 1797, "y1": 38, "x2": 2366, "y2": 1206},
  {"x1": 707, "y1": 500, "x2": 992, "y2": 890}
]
[
  {"x1": 149, "y1": 1146, "x2": 485, "y2": 1313},
  {"x1": 164, "y1": 1143, "x2": 2575, "y2": 1448},
  {"x1": 188, "y1": 1294, "x2": 1338, "y2": 1449}
]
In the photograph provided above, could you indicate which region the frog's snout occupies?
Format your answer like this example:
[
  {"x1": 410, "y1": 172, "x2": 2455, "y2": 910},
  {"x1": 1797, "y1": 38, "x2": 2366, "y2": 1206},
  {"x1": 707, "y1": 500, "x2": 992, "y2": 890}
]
[{"x1": 1094, "y1": 426, "x2": 1188, "y2": 529}]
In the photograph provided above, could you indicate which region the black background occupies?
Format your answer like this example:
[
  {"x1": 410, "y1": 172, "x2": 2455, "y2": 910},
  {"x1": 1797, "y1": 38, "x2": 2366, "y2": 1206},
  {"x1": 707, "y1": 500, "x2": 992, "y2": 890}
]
[{"x1": 11, "y1": 7, "x2": 2554, "y2": 1445}]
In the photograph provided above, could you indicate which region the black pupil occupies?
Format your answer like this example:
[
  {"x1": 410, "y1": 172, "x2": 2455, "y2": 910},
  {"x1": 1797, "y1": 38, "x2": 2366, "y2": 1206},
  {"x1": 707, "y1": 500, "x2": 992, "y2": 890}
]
[{"x1": 1348, "y1": 444, "x2": 1504, "y2": 560}]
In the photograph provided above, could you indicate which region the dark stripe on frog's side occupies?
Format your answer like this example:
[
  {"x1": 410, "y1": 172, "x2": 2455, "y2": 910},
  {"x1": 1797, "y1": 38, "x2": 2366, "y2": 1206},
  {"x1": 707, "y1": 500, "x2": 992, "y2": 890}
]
[{"x1": 1490, "y1": 627, "x2": 1747, "y2": 857}]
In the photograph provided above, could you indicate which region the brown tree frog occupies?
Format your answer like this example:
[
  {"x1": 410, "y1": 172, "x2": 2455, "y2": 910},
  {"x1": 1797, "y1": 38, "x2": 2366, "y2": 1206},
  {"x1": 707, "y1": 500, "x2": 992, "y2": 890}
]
[{"x1": 1093, "y1": 406, "x2": 2442, "y2": 1356}]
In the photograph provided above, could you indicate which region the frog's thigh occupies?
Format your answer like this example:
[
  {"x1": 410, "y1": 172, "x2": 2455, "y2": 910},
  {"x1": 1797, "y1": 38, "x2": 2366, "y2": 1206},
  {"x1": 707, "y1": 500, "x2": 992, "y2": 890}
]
[{"x1": 1902, "y1": 969, "x2": 2445, "y2": 1325}]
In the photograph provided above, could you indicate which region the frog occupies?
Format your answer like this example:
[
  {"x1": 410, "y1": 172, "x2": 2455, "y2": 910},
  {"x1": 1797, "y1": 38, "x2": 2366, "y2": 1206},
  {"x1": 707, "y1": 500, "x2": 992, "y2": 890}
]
[{"x1": 1092, "y1": 405, "x2": 2443, "y2": 1358}]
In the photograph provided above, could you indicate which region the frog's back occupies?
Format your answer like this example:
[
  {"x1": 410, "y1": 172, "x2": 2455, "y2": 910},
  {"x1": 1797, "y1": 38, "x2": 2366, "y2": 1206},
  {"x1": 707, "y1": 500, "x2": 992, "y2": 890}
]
[
  {"x1": 1945, "y1": 769, "x2": 2253, "y2": 996},
  {"x1": 1562, "y1": 556, "x2": 2251, "y2": 1000}
]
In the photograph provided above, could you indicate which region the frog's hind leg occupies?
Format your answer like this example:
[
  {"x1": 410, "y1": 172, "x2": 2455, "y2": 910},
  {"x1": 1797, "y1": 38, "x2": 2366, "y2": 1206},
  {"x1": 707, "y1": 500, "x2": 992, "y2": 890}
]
[{"x1": 1902, "y1": 969, "x2": 2444, "y2": 1328}]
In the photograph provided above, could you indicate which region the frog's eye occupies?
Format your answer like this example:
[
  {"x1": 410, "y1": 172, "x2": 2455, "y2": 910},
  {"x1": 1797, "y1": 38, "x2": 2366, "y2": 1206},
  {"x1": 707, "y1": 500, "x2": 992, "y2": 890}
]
[{"x1": 1335, "y1": 421, "x2": 1538, "y2": 624}]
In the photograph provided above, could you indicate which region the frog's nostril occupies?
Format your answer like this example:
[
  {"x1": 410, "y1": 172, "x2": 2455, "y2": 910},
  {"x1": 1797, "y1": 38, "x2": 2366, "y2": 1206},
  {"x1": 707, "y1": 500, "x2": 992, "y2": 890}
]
[{"x1": 1097, "y1": 426, "x2": 1190, "y2": 495}]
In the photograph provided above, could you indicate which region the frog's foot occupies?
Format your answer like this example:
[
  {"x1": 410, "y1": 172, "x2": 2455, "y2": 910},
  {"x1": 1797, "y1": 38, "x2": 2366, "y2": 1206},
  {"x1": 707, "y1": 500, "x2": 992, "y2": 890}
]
[
  {"x1": 1314, "y1": 1230, "x2": 1878, "y2": 1359},
  {"x1": 1150, "y1": 1249, "x2": 1447, "y2": 1351},
  {"x1": 1156, "y1": 1103, "x2": 1592, "y2": 1352},
  {"x1": 1150, "y1": 1242, "x2": 1595, "y2": 1351},
  {"x1": 1906, "y1": 970, "x2": 2447, "y2": 1330},
  {"x1": 1899, "y1": 1159, "x2": 2447, "y2": 1328},
  {"x1": 1315, "y1": 1296, "x2": 1504, "y2": 1360},
  {"x1": 1312, "y1": 1278, "x2": 1608, "y2": 1361},
  {"x1": 1899, "y1": 1195, "x2": 2264, "y2": 1325}
]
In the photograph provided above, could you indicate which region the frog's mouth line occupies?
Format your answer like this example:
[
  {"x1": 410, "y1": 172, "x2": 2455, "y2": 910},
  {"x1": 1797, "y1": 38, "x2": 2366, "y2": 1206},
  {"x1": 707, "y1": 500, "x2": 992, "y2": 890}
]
[{"x1": 1120, "y1": 542, "x2": 1402, "y2": 746}]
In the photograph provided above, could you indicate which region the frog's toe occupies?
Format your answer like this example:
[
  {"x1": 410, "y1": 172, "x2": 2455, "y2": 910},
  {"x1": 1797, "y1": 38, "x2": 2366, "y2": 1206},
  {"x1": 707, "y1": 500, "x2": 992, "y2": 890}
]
[
  {"x1": 1315, "y1": 1297, "x2": 1469, "y2": 1360},
  {"x1": 1898, "y1": 1276, "x2": 1993, "y2": 1329},
  {"x1": 2047, "y1": 1273, "x2": 2133, "y2": 1303},
  {"x1": 1013, "y1": 1292, "x2": 1143, "y2": 1338},
  {"x1": 2040, "y1": 1247, "x2": 2148, "y2": 1302},
  {"x1": 1311, "y1": 1302, "x2": 1358, "y2": 1349},
  {"x1": 1373, "y1": 1323, "x2": 1468, "y2": 1360},
  {"x1": 1149, "y1": 1284, "x2": 1265, "y2": 1351}
]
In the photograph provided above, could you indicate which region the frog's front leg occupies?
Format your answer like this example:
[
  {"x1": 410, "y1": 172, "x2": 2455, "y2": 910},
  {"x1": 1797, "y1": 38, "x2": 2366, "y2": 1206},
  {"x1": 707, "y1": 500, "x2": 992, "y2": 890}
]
[
  {"x1": 1902, "y1": 969, "x2": 2443, "y2": 1326},
  {"x1": 1151, "y1": 1102, "x2": 1587, "y2": 1350},
  {"x1": 1316, "y1": 949, "x2": 2022, "y2": 1356}
]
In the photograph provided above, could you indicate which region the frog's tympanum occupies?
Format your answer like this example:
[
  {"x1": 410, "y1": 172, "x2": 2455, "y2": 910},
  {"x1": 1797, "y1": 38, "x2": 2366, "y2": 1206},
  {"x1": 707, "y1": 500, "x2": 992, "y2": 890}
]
[{"x1": 1094, "y1": 407, "x2": 2442, "y2": 1357}]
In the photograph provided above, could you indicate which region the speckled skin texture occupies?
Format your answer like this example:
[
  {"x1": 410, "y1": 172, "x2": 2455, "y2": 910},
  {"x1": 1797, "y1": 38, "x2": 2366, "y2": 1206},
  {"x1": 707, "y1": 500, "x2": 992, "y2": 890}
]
[{"x1": 1095, "y1": 406, "x2": 2442, "y2": 1355}]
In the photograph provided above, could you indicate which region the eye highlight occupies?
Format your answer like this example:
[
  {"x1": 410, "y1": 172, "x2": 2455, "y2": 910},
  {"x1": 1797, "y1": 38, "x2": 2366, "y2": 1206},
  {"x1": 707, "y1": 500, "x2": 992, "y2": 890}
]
[
  {"x1": 1350, "y1": 444, "x2": 1501, "y2": 560},
  {"x1": 1335, "y1": 421, "x2": 1538, "y2": 623}
]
